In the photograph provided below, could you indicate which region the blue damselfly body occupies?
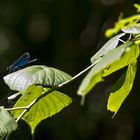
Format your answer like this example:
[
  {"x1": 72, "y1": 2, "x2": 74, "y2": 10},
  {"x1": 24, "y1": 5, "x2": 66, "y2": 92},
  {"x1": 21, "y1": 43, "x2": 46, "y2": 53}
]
[{"x1": 7, "y1": 52, "x2": 37, "y2": 73}]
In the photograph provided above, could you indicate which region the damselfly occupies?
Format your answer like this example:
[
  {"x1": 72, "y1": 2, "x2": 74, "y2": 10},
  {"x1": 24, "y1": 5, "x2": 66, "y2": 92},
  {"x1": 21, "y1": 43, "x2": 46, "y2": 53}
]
[{"x1": 7, "y1": 52, "x2": 37, "y2": 73}]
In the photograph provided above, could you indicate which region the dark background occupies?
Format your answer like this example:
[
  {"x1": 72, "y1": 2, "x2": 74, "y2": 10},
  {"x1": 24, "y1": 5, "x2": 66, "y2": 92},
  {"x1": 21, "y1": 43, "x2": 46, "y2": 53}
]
[{"x1": 0, "y1": 0, "x2": 140, "y2": 140}]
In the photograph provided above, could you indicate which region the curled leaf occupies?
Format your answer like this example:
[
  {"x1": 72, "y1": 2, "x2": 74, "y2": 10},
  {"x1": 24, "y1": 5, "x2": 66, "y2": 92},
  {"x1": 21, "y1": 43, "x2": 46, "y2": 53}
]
[
  {"x1": 122, "y1": 23, "x2": 140, "y2": 34},
  {"x1": 3, "y1": 65, "x2": 72, "y2": 93}
]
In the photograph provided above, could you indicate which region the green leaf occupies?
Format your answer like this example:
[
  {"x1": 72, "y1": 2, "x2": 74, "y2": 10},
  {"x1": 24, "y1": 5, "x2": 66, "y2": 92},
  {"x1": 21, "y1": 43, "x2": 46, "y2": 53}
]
[
  {"x1": 0, "y1": 107, "x2": 18, "y2": 140},
  {"x1": 134, "y1": 3, "x2": 140, "y2": 12},
  {"x1": 107, "y1": 60, "x2": 137, "y2": 116},
  {"x1": 12, "y1": 85, "x2": 72, "y2": 134},
  {"x1": 91, "y1": 33, "x2": 125, "y2": 64},
  {"x1": 121, "y1": 23, "x2": 140, "y2": 34},
  {"x1": 103, "y1": 41, "x2": 139, "y2": 77},
  {"x1": 3, "y1": 65, "x2": 72, "y2": 93},
  {"x1": 78, "y1": 41, "x2": 139, "y2": 96},
  {"x1": 105, "y1": 14, "x2": 140, "y2": 37}
]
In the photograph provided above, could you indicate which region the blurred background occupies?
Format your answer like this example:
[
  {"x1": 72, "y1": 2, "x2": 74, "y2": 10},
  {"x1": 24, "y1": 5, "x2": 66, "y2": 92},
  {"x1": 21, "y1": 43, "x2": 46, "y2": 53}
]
[{"x1": 0, "y1": 0, "x2": 140, "y2": 140}]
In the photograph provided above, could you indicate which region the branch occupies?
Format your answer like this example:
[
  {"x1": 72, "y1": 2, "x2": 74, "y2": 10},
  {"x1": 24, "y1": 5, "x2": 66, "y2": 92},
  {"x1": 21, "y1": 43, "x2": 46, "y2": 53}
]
[
  {"x1": 16, "y1": 63, "x2": 95, "y2": 122},
  {"x1": 5, "y1": 106, "x2": 28, "y2": 111}
]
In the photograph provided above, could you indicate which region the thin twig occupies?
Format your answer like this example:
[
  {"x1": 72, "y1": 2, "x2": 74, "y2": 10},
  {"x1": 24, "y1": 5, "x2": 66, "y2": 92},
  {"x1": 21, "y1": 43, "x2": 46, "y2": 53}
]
[
  {"x1": 16, "y1": 109, "x2": 27, "y2": 122},
  {"x1": 5, "y1": 106, "x2": 28, "y2": 111},
  {"x1": 118, "y1": 38, "x2": 126, "y2": 44},
  {"x1": 16, "y1": 96, "x2": 38, "y2": 122},
  {"x1": 59, "y1": 63, "x2": 95, "y2": 87}
]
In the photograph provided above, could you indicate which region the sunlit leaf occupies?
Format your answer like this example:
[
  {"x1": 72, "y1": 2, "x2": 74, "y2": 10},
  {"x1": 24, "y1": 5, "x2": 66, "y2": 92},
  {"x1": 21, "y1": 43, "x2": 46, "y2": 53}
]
[
  {"x1": 103, "y1": 41, "x2": 139, "y2": 76},
  {"x1": 12, "y1": 85, "x2": 72, "y2": 134},
  {"x1": 134, "y1": 3, "x2": 140, "y2": 12},
  {"x1": 122, "y1": 23, "x2": 140, "y2": 34},
  {"x1": 91, "y1": 33, "x2": 125, "y2": 64},
  {"x1": 105, "y1": 15, "x2": 140, "y2": 37},
  {"x1": 3, "y1": 65, "x2": 72, "y2": 93},
  {"x1": 107, "y1": 60, "x2": 137, "y2": 116},
  {"x1": 78, "y1": 41, "x2": 139, "y2": 96},
  {"x1": 0, "y1": 107, "x2": 18, "y2": 140}
]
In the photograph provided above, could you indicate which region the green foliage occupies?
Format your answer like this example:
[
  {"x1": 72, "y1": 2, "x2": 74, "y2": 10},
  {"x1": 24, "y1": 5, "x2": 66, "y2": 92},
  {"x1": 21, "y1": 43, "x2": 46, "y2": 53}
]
[
  {"x1": 105, "y1": 4, "x2": 140, "y2": 38},
  {"x1": 12, "y1": 85, "x2": 72, "y2": 134},
  {"x1": 0, "y1": 107, "x2": 18, "y2": 140},
  {"x1": 77, "y1": 3, "x2": 140, "y2": 117},
  {"x1": 3, "y1": 65, "x2": 72, "y2": 93},
  {"x1": 78, "y1": 41, "x2": 139, "y2": 96},
  {"x1": 2, "y1": 66, "x2": 72, "y2": 138},
  {"x1": 90, "y1": 33, "x2": 125, "y2": 65},
  {"x1": 107, "y1": 60, "x2": 137, "y2": 116},
  {"x1": 1, "y1": 3, "x2": 140, "y2": 140},
  {"x1": 121, "y1": 23, "x2": 140, "y2": 34},
  {"x1": 134, "y1": 3, "x2": 140, "y2": 13}
]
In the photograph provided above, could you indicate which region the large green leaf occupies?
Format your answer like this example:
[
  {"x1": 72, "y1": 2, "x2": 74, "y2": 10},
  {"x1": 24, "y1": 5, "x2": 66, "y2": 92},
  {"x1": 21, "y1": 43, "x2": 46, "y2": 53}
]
[
  {"x1": 78, "y1": 41, "x2": 139, "y2": 96},
  {"x1": 12, "y1": 85, "x2": 72, "y2": 134},
  {"x1": 3, "y1": 65, "x2": 72, "y2": 93},
  {"x1": 121, "y1": 23, "x2": 140, "y2": 34},
  {"x1": 0, "y1": 107, "x2": 18, "y2": 140},
  {"x1": 90, "y1": 33, "x2": 125, "y2": 65},
  {"x1": 107, "y1": 60, "x2": 137, "y2": 115}
]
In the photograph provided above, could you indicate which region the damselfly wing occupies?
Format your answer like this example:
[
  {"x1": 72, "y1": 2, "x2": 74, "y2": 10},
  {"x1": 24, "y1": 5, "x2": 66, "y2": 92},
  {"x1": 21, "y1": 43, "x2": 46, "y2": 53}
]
[{"x1": 7, "y1": 52, "x2": 37, "y2": 73}]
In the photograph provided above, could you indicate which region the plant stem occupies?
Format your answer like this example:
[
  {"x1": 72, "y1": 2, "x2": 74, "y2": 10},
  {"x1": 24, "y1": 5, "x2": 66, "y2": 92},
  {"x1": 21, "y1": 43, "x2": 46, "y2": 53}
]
[
  {"x1": 5, "y1": 106, "x2": 27, "y2": 111},
  {"x1": 16, "y1": 63, "x2": 95, "y2": 122},
  {"x1": 59, "y1": 63, "x2": 95, "y2": 87},
  {"x1": 16, "y1": 109, "x2": 27, "y2": 122},
  {"x1": 16, "y1": 96, "x2": 38, "y2": 122}
]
